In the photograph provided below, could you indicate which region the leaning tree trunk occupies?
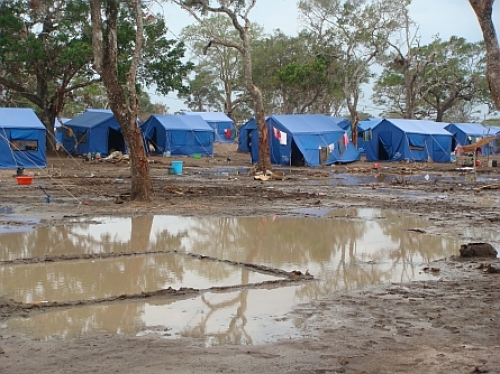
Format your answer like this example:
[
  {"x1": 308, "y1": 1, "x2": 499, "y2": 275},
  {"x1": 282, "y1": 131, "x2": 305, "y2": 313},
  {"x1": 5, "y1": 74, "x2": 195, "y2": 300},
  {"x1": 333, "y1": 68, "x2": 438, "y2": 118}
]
[
  {"x1": 89, "y1": 0, "x2": 153, "y2": 201},
  {"x1": 109, "y1": 97, "x2": 153, "y2": 201},
  {"x1": 469, "y1": 0, "x2": 500, "y2": 111},
  {"x1": 122, "y1": 115, "x2": 153, "y2": 201}
]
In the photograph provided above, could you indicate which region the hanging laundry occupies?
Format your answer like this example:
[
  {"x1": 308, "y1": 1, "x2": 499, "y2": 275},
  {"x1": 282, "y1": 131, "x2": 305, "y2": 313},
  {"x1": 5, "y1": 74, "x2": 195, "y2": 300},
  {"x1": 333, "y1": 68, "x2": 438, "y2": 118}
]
[
  {"x1": 343, "y1": 132, "x2": 349, "y2": 147},
  {"x1": 273, "y1": 127, "x2": 281, "y2": 140},
  {"x1": 328, "y1": 143, "x2": 335, "y2": 152},
  {"x1": 279, "y1": 131, "x2": 287, "y2": 145}
]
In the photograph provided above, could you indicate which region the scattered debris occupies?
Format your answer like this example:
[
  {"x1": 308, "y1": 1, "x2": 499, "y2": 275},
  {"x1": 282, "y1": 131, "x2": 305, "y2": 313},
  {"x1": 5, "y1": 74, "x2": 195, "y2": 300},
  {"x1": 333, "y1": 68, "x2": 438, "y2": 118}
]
[
  {"x1": 472, "y1": 366, "x2": 489, "y2": 374},
  {"x1": 165, "y1": 186, "x2": 183, "y2": 195},
  {"x1": 407, "y1": 228, "x2": 426, "y2": 234},
  {"x1": 422, "y1": 267, "x2": 440, "y2": 273},
  {"x1": 486, "y1": 264, "x2": 500, "y2": 273},
  {"x1": 100, "y1": 151, "x2": 129, "y2": 164}
]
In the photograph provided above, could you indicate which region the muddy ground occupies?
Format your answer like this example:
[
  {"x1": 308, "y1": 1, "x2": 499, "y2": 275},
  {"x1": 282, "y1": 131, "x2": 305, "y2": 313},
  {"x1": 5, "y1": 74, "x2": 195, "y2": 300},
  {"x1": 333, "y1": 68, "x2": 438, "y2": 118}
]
[{"x1": 0, "y1": 143, "x2": 499, "y2": 374}]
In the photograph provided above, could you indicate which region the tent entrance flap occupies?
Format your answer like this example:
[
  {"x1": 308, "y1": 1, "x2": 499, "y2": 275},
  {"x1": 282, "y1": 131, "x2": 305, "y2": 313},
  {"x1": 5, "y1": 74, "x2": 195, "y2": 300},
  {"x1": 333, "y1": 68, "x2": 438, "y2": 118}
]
[
  {"x1": 108, "y1": 128, "x2": 125, "y2": 153},
  {"x1": 147, "y1": 127, "x2": 159, "y2": 153},
  {"x1": 319, "y1": 146, "x2": 329, "y2": 165},
  {"x1": 290, "y1": 140, "x2": 305, "y2": 166},
  {"x1": 378, "y1": 131, "x2": 392, "y2": 161}
]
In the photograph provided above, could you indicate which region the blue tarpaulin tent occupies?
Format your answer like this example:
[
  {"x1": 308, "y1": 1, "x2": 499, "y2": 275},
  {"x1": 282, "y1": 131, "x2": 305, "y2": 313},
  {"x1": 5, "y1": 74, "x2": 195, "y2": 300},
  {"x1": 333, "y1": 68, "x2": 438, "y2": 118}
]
[
  {"x1": 445, "y1": 122, "x2": 500, "y2": 155},
  {"x1": 364, "y1": 119, "x2": 452, "y2": 163},
  {"x1": 357, "y1": 119, "x2": 383, "y2": 154},
  {"x1": 182, "y1": 112, "x2": 235, "y2": 143},
  {"x1": 332, "y1": 117, "x2": 352, "y2": 139},
  {"x1": 62, "y1": 109, "x2": 128, "y2": 156},
  {"x1": 0, "y1": 108, "x2": 46, "y2": 169},
  {"x1": 250, "y1": 114, "x2": 360, "y2": 166},
  {"x1": 142, "y1": 114, "x2": 214, "y2": 156},
  {"x1": 237, "y1": 118, "x2": 255, "y2": 153},
  {"x1": 54, "y1": 117, "x2": 70, "y2": 150}
]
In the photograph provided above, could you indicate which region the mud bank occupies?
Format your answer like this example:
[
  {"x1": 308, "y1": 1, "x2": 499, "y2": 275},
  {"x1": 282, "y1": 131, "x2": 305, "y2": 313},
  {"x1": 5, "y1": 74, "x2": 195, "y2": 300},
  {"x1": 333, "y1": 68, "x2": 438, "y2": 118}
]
[{"x1": 0, "y1": 147, "x2": 499, "y2": 374}]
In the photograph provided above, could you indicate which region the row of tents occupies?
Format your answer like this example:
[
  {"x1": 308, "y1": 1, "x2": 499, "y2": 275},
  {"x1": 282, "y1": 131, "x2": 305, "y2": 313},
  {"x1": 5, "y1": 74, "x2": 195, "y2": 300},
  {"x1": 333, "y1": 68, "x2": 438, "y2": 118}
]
[
  {"x1": 238, "y1": 117, "x2": 500, "y2": 165},
  {"x1": 0, "y1": 108, "x2": 236, "y2": 169},
  {"x1": 356, "y1": 119, "x2": 500, "y2": 162},
  {"x1": 1, "y1": 107, "x2": 499, "y2": 170}
]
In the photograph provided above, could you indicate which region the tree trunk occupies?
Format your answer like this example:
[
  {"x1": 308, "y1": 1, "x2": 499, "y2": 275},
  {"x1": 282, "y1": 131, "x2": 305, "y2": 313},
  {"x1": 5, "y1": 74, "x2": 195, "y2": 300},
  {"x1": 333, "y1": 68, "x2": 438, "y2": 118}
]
[
  {"x1": 241, "y1": 31, "x2": 270, "y2": 171},
  {"x1": 40, "y1": 108, "x2": 57, "y2": 153},
  {"x1": 89, "y1": 0, "x2": 153, "y2": 201},
  {"x1": 469, "y1": 0, "x2": 500, "y2": 110},
  {"x1": 253, "y1": 86, "x2": 270, "y2": 172},
  {"x1": 351, "y1": 113, "x2": 359, "y2": 148},
  {"x1": 113, "y1": 105, "x2": 153, "y2": 201}
]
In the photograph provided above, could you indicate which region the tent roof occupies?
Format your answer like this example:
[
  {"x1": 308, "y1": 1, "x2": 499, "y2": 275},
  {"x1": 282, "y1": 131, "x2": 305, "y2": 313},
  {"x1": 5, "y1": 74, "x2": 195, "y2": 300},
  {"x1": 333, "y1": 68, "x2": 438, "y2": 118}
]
[
  {"x1": 384, "y1": 119, "x2": 451, "y2": 135},
  {"x1": 54, "y1": 118, "x2": 71, "y2": 128},
  {"x1": 0, "y1": 108, "x2": 45, "y2": 129},
  {"x1": 330, "y1": 117, "x2": 351, "y2": 130},
  {"x1": 447, "y1": 122, "x2": 500, "y2": 136},
  {"x1": 182, "y1": 111, "x2": 233, "y2": 123},
  {"x1": 270, "y1": 114, "x2": 344, "y2": 134},
  {"x1": 66, "y1": 109, "x2": 115, "y2": 129},
  {"x1": 359, "y1": 119, "x2": 383, "y2": 131},
  {"x1": 146, "y1": 114, "x2": 214, "y2": 131}
]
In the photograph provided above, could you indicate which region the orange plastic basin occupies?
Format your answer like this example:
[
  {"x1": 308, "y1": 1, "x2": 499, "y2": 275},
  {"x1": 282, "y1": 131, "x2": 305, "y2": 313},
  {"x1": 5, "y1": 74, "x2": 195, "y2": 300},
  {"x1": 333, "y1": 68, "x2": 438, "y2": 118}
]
[{"x1": 16, "y1": 176, "x2": 34, "y2": 185}]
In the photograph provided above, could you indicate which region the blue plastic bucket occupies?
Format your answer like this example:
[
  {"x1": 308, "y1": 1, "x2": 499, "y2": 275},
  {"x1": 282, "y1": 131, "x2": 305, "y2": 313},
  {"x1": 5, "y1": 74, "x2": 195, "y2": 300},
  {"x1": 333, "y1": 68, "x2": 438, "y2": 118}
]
[{"x1": 171, "y1": 161, "x2": 183, "y2": 175}]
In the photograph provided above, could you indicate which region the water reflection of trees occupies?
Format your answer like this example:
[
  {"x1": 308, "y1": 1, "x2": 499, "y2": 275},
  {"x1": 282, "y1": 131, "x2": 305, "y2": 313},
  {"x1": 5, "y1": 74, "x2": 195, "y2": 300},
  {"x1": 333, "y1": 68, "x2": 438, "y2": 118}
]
[
  {"x1": 1, "y1": 212, "x2": 461, "y2": 344},
  {"x1": 186, "y1": 210, "x2": 458, "y2": 299},
  {"x1": 180, "y1": 287, "x2": 252, "y2": 345},
  {"x1": 7, "y1": 302, "x2": 147, "y2": 340},
  {"x1": 0, "y1": 216, "x2": 189, "y2": 302},
  {"x1": 379, "y1": 211, "x2": 456, "y2": 283},
  {"x1": 0, "y1": 216, "x2": 186, "y2": 261}
]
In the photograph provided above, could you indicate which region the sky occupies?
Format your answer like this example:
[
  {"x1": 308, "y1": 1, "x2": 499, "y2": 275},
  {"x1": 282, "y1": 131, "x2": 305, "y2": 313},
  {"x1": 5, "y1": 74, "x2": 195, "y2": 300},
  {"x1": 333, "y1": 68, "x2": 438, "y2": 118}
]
[{"x1": 148, "y1": 0, "x2": 500, "y2": 115}]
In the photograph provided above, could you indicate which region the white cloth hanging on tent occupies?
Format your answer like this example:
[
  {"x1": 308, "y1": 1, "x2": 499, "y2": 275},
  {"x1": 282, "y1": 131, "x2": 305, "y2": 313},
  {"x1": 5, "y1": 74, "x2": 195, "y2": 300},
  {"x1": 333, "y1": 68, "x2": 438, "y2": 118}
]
[{"x1": 279, "y1": 131, "x2": 287, "y2": 145}]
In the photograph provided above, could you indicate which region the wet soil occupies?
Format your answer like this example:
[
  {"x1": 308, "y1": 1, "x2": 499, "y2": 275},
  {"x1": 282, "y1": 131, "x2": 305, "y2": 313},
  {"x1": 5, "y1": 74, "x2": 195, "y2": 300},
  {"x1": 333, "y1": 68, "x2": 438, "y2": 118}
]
[{"x1": 0, "y1": 143, "x2": 499, "y2": 374}]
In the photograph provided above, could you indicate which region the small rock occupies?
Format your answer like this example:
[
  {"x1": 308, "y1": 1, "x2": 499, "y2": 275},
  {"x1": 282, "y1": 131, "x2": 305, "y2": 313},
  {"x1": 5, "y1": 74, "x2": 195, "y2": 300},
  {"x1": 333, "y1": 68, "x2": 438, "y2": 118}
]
[{"x1": 460, "y1": 243, "x2": 498, "y2": 258}]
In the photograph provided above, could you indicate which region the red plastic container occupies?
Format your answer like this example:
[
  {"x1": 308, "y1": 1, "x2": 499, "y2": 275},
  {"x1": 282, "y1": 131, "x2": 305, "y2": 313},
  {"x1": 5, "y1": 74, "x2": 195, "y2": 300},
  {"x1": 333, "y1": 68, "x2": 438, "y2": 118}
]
[{"x1": 16, "y1": 176, "x2": 34, "y2": 185}]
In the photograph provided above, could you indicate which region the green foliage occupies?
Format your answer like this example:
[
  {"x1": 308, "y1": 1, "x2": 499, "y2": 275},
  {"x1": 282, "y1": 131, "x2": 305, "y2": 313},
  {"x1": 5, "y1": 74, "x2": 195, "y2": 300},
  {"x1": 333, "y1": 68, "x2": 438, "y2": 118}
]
[
  {"x1": 298, "y1": 0, "x2": 410, "y2": 118},
  {"x1": 140, "y1": 15, "x2": 193, "y2": 95},
  {"x1": 250, "y1": 30, "x2": 346, "y2": 114},
  {"x1": 373, "y1": 35, "x2": 490, "y2": 121},
  {"x1": 179, "y1": 15, "x2": 257, "y2": 116},
  {"x1": 0, "y1": 0, "x2": 192, "y2": 135}
]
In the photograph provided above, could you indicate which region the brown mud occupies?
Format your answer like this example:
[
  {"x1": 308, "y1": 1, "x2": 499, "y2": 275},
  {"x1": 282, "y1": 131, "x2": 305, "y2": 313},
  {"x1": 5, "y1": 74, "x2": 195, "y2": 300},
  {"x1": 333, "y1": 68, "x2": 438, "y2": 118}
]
[{"x1": 0, "y1": 143, "x2": 499, "y2": 374}]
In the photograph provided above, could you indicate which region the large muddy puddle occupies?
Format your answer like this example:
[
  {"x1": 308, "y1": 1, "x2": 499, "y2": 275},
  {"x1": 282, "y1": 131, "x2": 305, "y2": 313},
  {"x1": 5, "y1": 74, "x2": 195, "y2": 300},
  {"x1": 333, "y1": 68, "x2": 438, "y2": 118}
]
[{"x1": 1, "y1": 209, "x2": 493, "y2": 345}]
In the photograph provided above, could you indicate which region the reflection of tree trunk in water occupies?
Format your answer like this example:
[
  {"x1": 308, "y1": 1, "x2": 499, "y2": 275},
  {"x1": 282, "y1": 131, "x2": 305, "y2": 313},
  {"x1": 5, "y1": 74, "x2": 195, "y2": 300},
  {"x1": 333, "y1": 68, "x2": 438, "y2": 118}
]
[
  {"x1": 130, "y1": 216, "x2": 154, "y2": 252},
  {"x1": 397, "y1": 233, "x2": 418, "y2": 283},
  {"x1": 198, "y1": 287, "x2": 251, "y2": 344},
  {"x1": 337, "y1": 243, "x2": 347, "y2": 290},
  {"x1": 130, "y1": 216, "x2": 154, "y2": 289}
]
